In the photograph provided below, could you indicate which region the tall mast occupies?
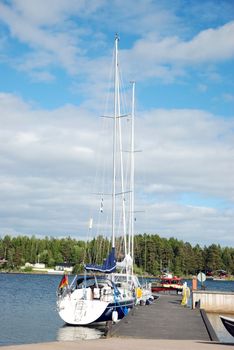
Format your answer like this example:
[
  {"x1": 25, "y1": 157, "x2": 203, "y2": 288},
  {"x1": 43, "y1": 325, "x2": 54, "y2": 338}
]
[
  {"x1": 116, "y1": 44, "x2": 127, "y2": 257},
  {"x1": 130, "y1": 81, "x2": 135, "y2": 270},
  {"x1": 111, "y1": 34, "x2": 119, "y2": 248}
]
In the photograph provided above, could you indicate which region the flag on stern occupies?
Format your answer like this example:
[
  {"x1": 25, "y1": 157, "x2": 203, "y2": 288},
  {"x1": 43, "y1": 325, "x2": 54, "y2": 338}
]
[{"x1": 58, "y1": 274, "x2": 68, "y2": 289}]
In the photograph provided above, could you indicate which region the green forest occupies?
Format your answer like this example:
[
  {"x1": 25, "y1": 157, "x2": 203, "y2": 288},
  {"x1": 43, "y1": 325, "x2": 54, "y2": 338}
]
[{"x1": 0, "y1": 234, "x2": 233, "y2": 276}]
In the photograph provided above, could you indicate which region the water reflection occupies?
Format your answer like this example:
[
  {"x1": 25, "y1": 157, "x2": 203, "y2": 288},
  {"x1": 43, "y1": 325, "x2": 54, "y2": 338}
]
[
  {"x1": 57, "y1": 324, "x2": 105, "y2": 341},
  {"x1": 207, "y1": 313, "x2": 234, "y2": 343}
]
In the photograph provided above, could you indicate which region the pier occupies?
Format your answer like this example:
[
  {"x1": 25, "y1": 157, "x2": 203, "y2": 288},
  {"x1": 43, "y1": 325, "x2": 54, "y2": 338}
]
[
  {"x1": 192, "y1": 290, "x2": 234, "y2": 313},
  {"x1": 109, "y1": 294, "x2": 214, "y2": 340}
]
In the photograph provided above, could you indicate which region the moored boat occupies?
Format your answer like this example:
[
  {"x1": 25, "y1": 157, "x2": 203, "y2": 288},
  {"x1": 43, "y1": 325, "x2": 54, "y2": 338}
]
[
  {"x1": 57, "y1": 274, "x2": 134, "y2": 325},
  {"x1": 220, "y1": 315, "x2": 234, "y2": 337},
  {"x1": 56, "y1": 35, "x2": 136, "y2": 325},
  {"x1": 151, "y1": 273, "x2": 183, "y2": 294}
]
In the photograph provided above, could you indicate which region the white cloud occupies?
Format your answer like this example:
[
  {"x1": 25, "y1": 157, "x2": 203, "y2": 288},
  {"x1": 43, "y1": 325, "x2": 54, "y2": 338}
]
[
  {"x1": 0, "y1": 1, "x2": 83, "y2": 75},
  {"x1": 0, "y1": 93, "x2": 99, "y2": 182},
  {"x1": 140, "y1": 202, "x2": 234, "y2": 245},
  {"x1": 136, "y1": 108, "x2": 234, "y2": 201},
  {"x1": 12, "y1": 0, "x2": 79, "y2": 25},
  {"x1": 178, "y1": 21, "x2": 234, "y2": 62},
  {"x1": 0, "y1": 93, "x2": 233, "y2": 245},
  {"x1": 120, "y1": 21, "x2": 234, "y2": 83},
  {"x1": 16, "y1": 131, "x2": 40, "y2": 144}
]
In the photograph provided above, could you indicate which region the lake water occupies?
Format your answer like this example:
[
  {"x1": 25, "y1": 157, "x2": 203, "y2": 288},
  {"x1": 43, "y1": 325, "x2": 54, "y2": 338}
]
[
  {"x1": 0, "y1": 273, "x2": 233, "y2": 346},
  {"x1": 0, "y1": 273, "x2": 105, "y2": 346}
]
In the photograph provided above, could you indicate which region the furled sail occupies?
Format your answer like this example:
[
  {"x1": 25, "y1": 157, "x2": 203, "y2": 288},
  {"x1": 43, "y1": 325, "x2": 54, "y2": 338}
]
[
  {"x1": 85, "y1": 247, "x2": 116, "y2": 273},
  {"x1": 116, "y1": 253, "x2": 133, "y2": 269}
]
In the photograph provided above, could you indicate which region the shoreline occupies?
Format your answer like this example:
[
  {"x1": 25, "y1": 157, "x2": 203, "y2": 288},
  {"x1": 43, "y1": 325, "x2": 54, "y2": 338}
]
[{"x1": 1, "y1": 271, "x2": 234, "y2": 281}]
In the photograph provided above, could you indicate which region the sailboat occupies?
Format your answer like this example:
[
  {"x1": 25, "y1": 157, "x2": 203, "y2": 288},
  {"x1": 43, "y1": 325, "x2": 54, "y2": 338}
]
[{"x1": 56, "y1": 35, "x2": 136, "y2": 325}]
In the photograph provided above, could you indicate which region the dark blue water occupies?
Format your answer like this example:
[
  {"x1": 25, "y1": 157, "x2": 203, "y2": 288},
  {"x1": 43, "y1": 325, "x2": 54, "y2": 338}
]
[
  {"x1": 0, "y1": 273, "x2": 63, "y2": 346},
  {"x1": 185, "y1": 278, "x2": 234, "y2": 292},
  {"x1": 0, "y1": 273, "x2": 233, "y2": 346},
  {"x1": 0, "y1": 273, "x2": 105, "y2": 346}
]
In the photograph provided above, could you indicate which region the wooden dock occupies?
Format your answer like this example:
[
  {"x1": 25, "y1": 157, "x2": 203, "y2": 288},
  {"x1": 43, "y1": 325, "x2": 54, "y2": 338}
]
[{"x1": 109, "y1": 294, "x2": 214, "y2": 341}]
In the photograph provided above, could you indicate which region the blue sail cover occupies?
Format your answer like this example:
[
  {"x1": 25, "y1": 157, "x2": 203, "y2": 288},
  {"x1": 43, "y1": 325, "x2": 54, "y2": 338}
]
[{"x1": 85, "y1": 247, "x2": 116, "y2": 273}]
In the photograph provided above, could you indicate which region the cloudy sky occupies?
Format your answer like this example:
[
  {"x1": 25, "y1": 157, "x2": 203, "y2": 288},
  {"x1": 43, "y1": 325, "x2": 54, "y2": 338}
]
[{"x1": 0, "y1": 0, "x2": 233, "y2": 246}]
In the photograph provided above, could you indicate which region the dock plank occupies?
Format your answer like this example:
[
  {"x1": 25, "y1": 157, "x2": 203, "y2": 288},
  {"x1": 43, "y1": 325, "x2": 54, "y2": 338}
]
[{"x1": 110, "y1": 294, "x2": 210, "y2": 340}]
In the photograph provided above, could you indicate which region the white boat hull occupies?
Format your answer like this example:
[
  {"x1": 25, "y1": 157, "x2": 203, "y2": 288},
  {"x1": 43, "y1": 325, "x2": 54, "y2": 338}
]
[
  {"x1": 57, "y1": 286, "x2": 135, "y2": 325},
  {"x1": 58, "y1": 295, "x2": 109, "y2": 325}
]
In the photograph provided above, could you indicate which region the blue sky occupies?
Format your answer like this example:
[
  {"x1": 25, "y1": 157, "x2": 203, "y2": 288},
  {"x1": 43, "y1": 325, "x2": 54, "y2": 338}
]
[{"x1": 0, "y1": 0, "x2": 233, "y2": 246}]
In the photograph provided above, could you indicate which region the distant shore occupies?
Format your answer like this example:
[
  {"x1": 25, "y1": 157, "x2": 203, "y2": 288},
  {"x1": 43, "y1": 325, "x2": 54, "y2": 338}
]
[{"x1": 1, "y1": 270, "x2": 234, "y2": 280}]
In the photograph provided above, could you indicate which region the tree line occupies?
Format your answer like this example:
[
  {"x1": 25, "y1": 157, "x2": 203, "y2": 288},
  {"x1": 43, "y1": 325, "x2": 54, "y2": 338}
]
[{"x1": 0, "y1": 234, "x2": 233, "y2": 276}]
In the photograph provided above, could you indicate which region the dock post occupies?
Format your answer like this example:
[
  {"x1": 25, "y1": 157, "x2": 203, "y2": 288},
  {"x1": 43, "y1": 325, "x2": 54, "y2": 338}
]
[{"x1": 192, "y1": 276, "x2": 197, "y2": 291}]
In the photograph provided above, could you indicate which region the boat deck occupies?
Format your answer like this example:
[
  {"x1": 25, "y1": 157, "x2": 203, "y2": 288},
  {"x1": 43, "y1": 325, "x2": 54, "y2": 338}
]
[{"x1": 109, "y1": 294, "x2": 212, "y2": 340}]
